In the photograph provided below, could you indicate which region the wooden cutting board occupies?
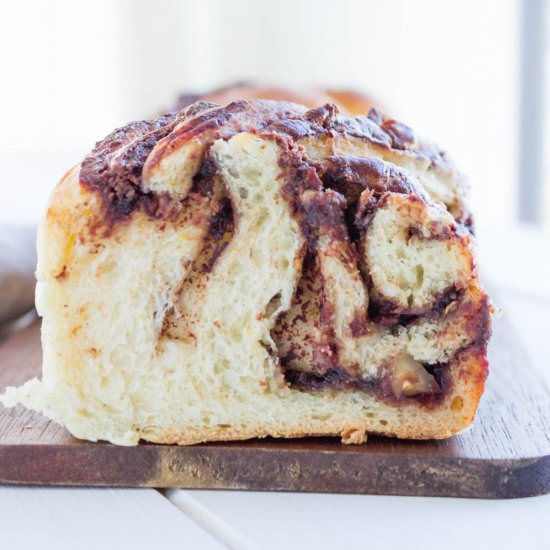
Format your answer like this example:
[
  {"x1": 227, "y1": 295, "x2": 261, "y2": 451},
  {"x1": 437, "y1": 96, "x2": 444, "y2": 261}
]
[{"x1": 0, "y1": 318, "x2": 549, "y2": 498}]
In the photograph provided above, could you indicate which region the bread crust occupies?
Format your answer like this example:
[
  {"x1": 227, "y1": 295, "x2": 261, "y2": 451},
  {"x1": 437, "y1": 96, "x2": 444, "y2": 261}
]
[{"x1": 174, "y1": 84, "x2": 376, "y2": 115}]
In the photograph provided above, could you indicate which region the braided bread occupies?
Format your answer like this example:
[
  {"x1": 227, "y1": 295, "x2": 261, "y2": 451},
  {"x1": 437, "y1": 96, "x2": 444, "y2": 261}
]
[{"x1": 1, "y1": 100, "x2": 491, "y2": 445}]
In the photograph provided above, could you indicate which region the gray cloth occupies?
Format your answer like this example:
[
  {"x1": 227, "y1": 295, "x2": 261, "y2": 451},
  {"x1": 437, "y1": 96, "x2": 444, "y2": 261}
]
[{"x1": 0, "y1": 225, "x2": 36, "y2": 326}]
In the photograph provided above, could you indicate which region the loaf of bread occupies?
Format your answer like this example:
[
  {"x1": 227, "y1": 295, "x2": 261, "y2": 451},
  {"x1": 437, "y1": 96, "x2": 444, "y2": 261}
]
[
  {"x1": 175, "y1": 84, "x2": 377, "y2": 115},
  {"x1": 0, "y1": 100, "x2": 491, "y2": 445}
]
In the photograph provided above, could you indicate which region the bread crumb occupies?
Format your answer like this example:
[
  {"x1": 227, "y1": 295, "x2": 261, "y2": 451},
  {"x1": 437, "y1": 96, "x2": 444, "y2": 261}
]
[{"x1": 341, "y1": 428, "x2": 367, "y2": 444}]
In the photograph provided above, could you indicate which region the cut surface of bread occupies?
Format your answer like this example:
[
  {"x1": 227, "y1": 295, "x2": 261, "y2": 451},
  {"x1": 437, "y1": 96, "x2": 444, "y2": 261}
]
[{"x1": 0, "y1": 100, "x2": 491, "y2": 445}]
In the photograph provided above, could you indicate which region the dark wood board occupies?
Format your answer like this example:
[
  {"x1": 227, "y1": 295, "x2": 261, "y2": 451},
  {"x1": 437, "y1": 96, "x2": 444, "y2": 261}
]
[{"x1": 0, "y1": 318, "x2": 549, "y2": 499}]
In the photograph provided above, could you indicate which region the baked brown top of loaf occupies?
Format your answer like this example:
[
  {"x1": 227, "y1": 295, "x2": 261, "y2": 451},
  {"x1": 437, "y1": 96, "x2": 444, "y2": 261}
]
[
  {"x1": 173, "y1": 83, "x2": 378, "y2": 115},
  {"x1": 80, "y1": 101, "x2": 468, "y2": 228},
  {"x1": 78, "y1": 100, "x2": 488, "y2": 407}
]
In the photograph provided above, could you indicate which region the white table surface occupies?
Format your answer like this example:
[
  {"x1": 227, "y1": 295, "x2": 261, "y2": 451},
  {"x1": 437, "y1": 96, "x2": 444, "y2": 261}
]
[{"x1": 1, "y1": 224, "x2": 549, "y2": 550}]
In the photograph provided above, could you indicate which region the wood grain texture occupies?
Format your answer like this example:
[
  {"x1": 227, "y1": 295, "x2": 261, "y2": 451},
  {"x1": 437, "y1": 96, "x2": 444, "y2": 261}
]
[{"x1": 0, "y1": 319, "x2": 549, "y2": 498}]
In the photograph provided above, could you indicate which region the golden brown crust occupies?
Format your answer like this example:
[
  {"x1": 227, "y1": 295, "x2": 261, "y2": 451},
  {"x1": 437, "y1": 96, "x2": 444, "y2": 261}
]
[
  {"x1": 174, "y1": 84, "x2": 377, "y2": 115},
  {"x1": 325, "y1": 88, "x2": 378, "y2": 115}
]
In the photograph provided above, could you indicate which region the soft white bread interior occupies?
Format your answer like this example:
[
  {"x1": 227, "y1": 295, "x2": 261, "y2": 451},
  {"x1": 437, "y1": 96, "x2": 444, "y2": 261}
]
[{"x1": 0, "y1": 101, "x2": 491, "y2": 445}]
